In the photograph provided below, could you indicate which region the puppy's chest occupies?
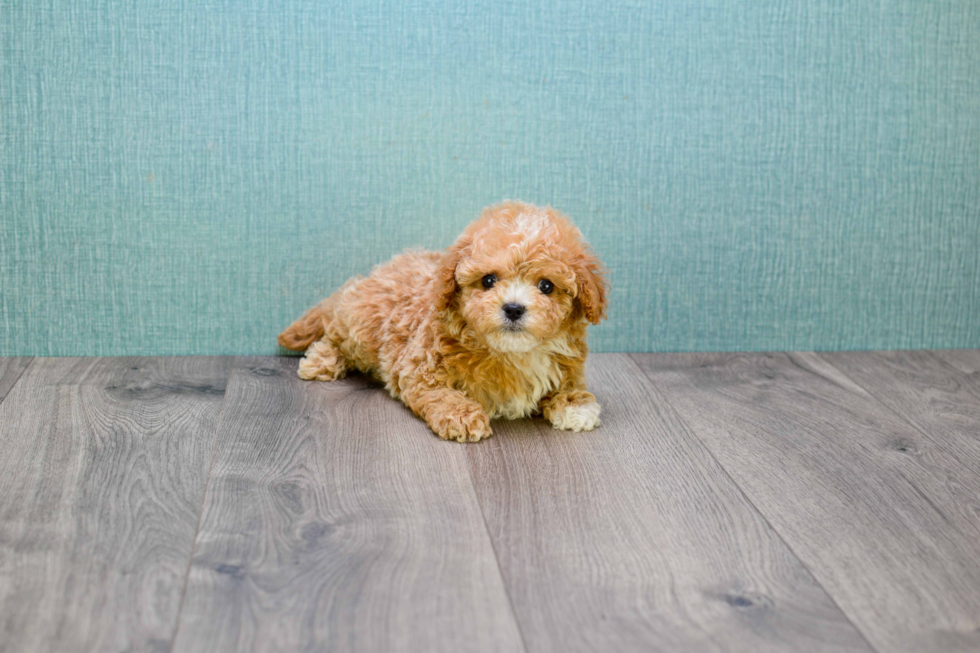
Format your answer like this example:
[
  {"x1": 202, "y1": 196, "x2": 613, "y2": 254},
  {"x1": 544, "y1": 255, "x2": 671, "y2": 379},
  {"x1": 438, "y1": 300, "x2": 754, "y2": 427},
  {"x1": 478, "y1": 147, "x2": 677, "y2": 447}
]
[{"x1": 469, "y1": 351, "x2": 563, "y2": 420}]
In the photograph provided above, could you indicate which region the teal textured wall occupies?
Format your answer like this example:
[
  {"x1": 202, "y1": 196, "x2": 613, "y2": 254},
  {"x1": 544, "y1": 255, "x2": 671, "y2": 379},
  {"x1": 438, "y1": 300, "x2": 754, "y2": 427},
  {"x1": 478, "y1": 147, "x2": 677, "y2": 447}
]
[{"x1": 2, "y1": 1, "x2": 978, "y2": 356}]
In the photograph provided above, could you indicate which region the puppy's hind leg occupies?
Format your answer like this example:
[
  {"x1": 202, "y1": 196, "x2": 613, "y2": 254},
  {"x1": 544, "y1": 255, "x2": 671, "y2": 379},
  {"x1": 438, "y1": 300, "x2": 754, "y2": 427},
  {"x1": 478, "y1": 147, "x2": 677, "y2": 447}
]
[
  {"x1": 298, "y1": 339, "x2": 349, "y2": 381},
  {"x1": 281, "y1": 294, "x2": 350, "y2": 381}
]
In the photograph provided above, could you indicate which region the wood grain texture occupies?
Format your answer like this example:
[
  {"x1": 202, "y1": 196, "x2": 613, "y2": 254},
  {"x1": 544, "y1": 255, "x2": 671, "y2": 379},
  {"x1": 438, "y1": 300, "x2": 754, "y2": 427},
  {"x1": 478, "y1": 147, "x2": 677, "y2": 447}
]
[
  {"x1": 0, "y1": 356, "x2": 231, "y2": 653},
  {"x1": 466, "y1": 354, "x2": 872, "y2": 653},
  {"x1": 633, "y1": 351, "x2": 980, "y2": 653},
  {"x1": 0, "y1": 357, "x2": 31, "y2": 403},
  {"x1": 817, "y1": 350, "x2": 980, "y2": 509},
  {"x1": 932, "y1": 349, "x2": 980, "y2": 376},
  {"x1": 172, "y1": 357, "x2": 525, "y2": 653}
]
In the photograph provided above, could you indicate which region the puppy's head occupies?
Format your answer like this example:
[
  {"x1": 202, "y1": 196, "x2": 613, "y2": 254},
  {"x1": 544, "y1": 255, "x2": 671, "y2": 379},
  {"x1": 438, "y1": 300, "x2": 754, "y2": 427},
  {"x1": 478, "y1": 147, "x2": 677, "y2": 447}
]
[{"x1": 435, "y1": 202, "x2": 608, "y2": 353}]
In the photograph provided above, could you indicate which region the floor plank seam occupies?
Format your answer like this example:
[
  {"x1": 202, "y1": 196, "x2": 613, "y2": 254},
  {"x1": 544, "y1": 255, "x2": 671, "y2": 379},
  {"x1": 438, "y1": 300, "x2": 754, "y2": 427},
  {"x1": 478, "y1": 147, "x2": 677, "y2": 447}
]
[
  {"x1": 167, "y1": 357, "x2": 238, "y2": 653},
  {"x1": 924, "y1": 349, "x2": 980, "y2": 393},
  {"x1": 0, "y1": 357, "x2": 34, "y2": 406},
  {"x1": 814, "y1": 352, "x2": 976, "y2": 465},
  {"x1": 625, "y1": 353, "x2": 884, "y2": 653},
  {"x1": 808, "y1": 352, "x2": 980, "y2": 543},
  {"x1": 462, "y1": 446, "x2": 532, "y2": 653}
]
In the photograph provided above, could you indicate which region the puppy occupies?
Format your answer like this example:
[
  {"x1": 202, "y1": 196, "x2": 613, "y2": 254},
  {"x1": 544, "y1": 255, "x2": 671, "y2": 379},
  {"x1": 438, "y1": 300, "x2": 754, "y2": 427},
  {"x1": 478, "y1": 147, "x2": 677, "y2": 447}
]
[{"x1": 278, "y1": 201, "x2": 608, "y2": 442}]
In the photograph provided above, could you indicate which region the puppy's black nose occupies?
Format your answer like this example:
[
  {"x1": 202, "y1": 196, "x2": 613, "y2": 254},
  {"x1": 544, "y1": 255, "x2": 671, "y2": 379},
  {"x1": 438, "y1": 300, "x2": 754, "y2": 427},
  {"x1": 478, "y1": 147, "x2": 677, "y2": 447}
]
[{"x1": 502, "y1": 303, "x2": 526, "y2": 322}]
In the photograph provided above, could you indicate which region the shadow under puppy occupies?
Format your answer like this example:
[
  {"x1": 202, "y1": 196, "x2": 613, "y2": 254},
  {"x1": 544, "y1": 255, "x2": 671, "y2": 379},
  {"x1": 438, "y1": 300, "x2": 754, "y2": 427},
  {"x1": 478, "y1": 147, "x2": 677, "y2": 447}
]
[{"x1": 279, "y1": 201, "x2": 608, "y2": 442}]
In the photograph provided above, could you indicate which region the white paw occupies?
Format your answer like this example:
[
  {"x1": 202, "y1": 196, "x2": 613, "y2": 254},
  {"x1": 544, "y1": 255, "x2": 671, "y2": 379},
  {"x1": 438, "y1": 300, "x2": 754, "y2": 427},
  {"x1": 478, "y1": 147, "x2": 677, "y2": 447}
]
[{"x1": 550, "y1": 401, "x2": 601, "y2": 432}]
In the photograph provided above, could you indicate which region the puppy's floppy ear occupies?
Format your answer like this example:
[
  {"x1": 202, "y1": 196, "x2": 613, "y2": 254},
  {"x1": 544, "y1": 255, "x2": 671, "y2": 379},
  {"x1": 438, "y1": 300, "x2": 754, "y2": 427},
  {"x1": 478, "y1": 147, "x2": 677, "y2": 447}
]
[
  {"x1": 434, "y1": 236, "x2": 469, "y2": 312},
  {"x1": 573, "y1": 248, "x2": 608, "y2": 325}
]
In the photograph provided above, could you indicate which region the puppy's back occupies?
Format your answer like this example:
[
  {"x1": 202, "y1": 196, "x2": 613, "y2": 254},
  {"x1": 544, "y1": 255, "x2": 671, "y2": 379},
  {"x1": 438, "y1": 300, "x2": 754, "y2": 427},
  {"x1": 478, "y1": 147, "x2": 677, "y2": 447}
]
[{"x1": 278, "y1": 249, "x2": 442, "y2": 353}]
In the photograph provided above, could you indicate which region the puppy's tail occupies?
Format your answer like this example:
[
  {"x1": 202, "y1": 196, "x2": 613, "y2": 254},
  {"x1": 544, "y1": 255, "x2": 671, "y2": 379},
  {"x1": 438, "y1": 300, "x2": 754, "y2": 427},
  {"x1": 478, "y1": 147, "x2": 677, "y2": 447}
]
[{"x1": 278, "y1": 300, "x2": 333, "y2": 351}]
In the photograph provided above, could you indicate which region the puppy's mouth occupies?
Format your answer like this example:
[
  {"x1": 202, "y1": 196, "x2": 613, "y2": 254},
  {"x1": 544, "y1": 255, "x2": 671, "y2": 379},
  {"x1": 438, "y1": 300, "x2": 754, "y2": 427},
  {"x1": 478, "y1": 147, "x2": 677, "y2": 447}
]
[{"x1": 487, "y1": 323, "x2": 538, "y2": 353}]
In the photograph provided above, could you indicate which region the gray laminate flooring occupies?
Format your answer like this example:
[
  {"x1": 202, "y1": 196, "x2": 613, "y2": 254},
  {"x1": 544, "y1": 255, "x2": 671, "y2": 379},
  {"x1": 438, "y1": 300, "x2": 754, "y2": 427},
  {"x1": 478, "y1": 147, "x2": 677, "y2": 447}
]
[{"x1": 0, "y1": 352, "x2": 977, "y2": 653}]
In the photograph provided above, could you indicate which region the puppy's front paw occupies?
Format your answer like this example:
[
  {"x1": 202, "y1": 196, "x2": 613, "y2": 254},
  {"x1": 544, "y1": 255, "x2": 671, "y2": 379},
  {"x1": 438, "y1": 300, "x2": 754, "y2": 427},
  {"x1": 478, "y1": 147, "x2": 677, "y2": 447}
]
[
  {"x1": 544, "y1": 391, "x2": 601, "y2": 432},
  {"x1": 429, "y1": 402, "x2": 492, "y2": 443}
]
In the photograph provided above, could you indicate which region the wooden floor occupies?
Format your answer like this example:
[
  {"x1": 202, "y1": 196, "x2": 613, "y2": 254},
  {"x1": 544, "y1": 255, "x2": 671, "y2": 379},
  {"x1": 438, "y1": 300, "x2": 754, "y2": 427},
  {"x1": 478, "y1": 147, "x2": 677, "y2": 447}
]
[{"x1": 1, "y1": 352, "x2": 978, "y2": 653}]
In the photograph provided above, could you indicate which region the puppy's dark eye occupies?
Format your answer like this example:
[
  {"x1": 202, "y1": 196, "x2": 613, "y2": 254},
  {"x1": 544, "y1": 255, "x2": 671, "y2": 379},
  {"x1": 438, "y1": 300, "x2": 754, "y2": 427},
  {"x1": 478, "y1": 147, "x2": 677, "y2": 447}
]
[
  {"x1": 481, "y1": 274, "x2": 497, "y2": 289},
  {"x1": 538, "y1": 279, "x2": 554, "y2": 295}
]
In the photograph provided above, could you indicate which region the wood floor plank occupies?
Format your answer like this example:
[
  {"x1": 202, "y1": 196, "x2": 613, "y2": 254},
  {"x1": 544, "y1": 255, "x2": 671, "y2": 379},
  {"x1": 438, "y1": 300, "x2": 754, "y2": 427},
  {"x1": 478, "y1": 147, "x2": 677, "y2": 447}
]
[
  {"x1": 810, "y1": 351, "x2": 980, "y2": 450},
  {"x1": 633, "y1": 351, "x2": 980, "y2": 653},
  {"x1": 931, "y1": 349, "x2": 980, "y2": 376},
  {"x1": 0, "y1": 356, "x2": 231, "y2": 653},
  {"x1": 171, "y1": 357, "x2": 525, "y2": 653},
  {"x1": 0, "y1": 357, "x2": 32, "y2": 403},
  {"x1": 814, "y1": 350, "x2": 980, "y2": 544},
  {"x1": 466, "y1": 354, "x2": 872, "y2": 653}
]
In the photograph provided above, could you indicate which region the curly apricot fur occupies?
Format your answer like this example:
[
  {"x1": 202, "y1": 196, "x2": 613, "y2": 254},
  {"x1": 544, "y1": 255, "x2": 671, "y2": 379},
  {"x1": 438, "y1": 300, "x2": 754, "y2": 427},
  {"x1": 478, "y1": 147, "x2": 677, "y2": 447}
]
[{"x1": 279, "y1": 201, "x2": 608, "y2": 441}]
